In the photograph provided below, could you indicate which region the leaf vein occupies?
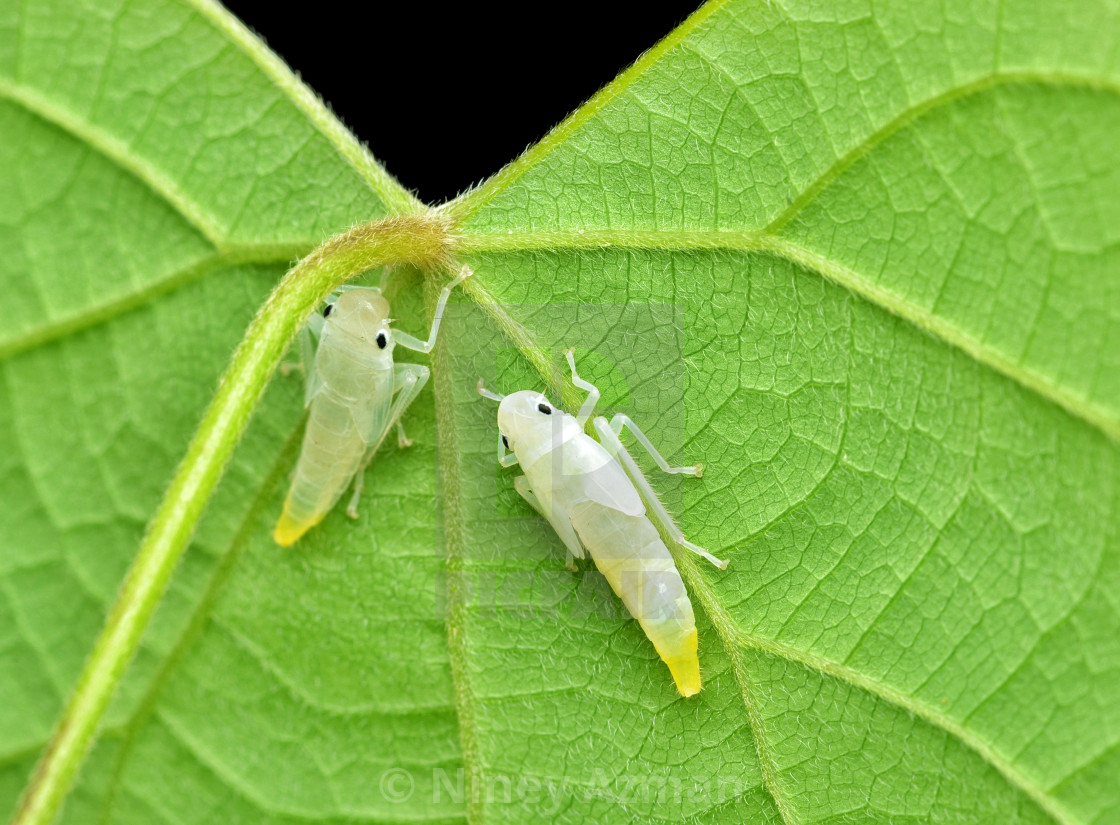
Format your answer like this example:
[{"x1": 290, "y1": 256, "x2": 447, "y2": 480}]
[
  {"x1": 460, "y1": 230, "x2": 1120, "y2": 442},
  {"x1": 431, "y1": 277, "x2": 488, "y2": 825},
  {"x1": 0, "y1": 245, "x2": 308, "y2": 362},
  {"x1": 185, "y1": 0, "x2": 424, "y2": 217},
  {"x1": 0, "y1": 76, "x2": 227, "y2": 246},
  {"x1": 92, "y1": 425, "x2": 305, "y2": 825},
  {"x1": 440, "y1": 0, "x2": 731, "y2": 221},
  {"x1": 156, "y1": 708, "x2": 457, "y2": 824},
  {"x1": 765, "y1": 71, "x2": 1120, "y2": 235},
  {"x1": 678, "y1": 549, "x2": 1080, "y2": 825}
]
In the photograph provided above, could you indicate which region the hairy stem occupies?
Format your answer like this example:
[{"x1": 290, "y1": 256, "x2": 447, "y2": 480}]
[{"x1": 10, "y1": 213, "x2": 455, "y2": 825}]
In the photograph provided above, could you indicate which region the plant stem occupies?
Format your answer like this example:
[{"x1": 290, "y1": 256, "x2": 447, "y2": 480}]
[{"x1": 10, "y1": 213, "x2": 454, "y2": 825}]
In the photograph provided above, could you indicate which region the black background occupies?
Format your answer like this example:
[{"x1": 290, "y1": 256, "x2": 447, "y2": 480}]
[{"x1": 220, "y1": 3, "x2": 702, "y2": 205}]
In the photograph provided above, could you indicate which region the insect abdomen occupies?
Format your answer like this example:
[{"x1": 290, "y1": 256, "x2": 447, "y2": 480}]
[
  {"x1": 274, "y1": 389, "x2": 371, "y2": 546},
  {"x1": 569, "y1": 502, "x2": 701, "y2": 696}
]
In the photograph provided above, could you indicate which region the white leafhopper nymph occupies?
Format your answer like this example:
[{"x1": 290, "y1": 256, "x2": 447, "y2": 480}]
[
  {"x1": 478, "y1": 349, "x2": 728, "y2": 696},
  {"x1": 273, "y1": 266, "x2": 471, "y2": 546}
]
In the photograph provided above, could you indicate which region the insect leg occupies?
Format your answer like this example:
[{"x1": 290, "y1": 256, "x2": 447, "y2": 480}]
[
  {"x1": 382, "y1": 364, "x2": 431, "y2": 441},
  {"x1": 282, "y1": 305, "x2": 327, "y2": 389},
  {"x1": 280, "y1": 322, "x2": 312, "y2": 378},
  {"x1": 497, "y1": 434, "x2": 520, "y2": 468},
  {"x1": 393, "y1": 265, "x2": 472, "y2": 354},
  {"x1": 345, "y1": 363, "x2": 430, "y2": 518},
  {"x1": 593, "y1": 417, "x2": 728, "y2": 570},
  {"x1": 513, "y1": 475, "x2": 544, "y2": 514},
  {"x1": 346, "y1": 465, "x2": 369, "y2": 519},
  {"x1": 563, "y1": 348, "x2": 600, "y2": 426},
  {"x1": 395, "y1": 421, "x2": 413, "y2": 449},
  {"x1": 298, "y1": 324, "x2": 326, "y2": 406},
  {"x1": 333, "y1": 284, "x2": 382, "y2": 294},
  {"x1": 514, "y1": 476, "x2": 585, "y2": 569},
  {"x1": 607, "y1": 414, "x2": 702, "y2": 477}
]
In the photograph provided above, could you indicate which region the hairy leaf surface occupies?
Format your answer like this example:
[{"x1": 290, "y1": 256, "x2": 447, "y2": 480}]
[{"x1": 2, "y1": 2, "x2": 1119, "y2": 824}]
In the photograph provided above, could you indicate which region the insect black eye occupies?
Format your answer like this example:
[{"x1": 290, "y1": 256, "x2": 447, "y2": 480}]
[
  {"x1": 376, "y1": 332, "x2": 387, "y2": 349},
  {"x1": 322, "y1": 304, "x2": 333, "y2": 318},
  {"x1": 502, "y1": 435, "x2": 510, "y2": 449},
  {"x1": 538, "y1": 403, "x2": 552, "y2": 415}
]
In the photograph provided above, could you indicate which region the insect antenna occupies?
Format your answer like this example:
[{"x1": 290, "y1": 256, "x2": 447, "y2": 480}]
[{"x1": 476, "y1": 380, "x2": 506, "y2": 402}]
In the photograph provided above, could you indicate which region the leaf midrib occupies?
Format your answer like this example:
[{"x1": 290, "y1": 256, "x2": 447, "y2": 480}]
[
  {"x1": 6, "y1": 194, "x2": 1077, "y2": 824},
  {"x1": 8, "y1": 237, "x2": 1082, "y2": 820}
]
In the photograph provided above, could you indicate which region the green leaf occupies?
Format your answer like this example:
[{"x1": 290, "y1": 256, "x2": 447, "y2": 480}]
[{"x1": 3, "y1": 1, "x2": 1120, "y2": 825}]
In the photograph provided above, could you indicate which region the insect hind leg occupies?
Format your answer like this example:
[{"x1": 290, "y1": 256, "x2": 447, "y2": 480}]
[
  {"x1": 298, "y1": 324, "x2": 327, "y2": 406},
  {"x1": 395, "y1": 421, "x2": 413, "y2": 449},
  {"x1": 593, "y1": 417, "x2": 728, "y2": 570},
  {"x1": 346, "y1": 363, "x2": 430, "y2": 518},
  {"x1": 280, "y1": 322, "x2": 312, "y2": 377},
  {"x1": 563, "y1": 348, "x2": 600, "y2": 426},
  {"x1": 333, "y1": 284, "x2": 382, "y2": 295},
  {"x1": 608, "y1": 413, "x2": 702, "y2": 477}
]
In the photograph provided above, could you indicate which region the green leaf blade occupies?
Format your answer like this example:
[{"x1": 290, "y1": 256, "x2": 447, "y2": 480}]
[
  {"x1": 445, "y1": 0, "x2": 1120, "y2": 819},
  {"x1": 5, "y1": 1, "x2": 1120, "y2": 824},
  {"x1": 0, "y1": 0, "x2": 416, "y2": 250},
  {"x1": 442, "y1": 243, "x2": 1120, "y2": 823},
  {"x1": 0, "y1": 0, "x2": 424, "y2": 815},
  {"x1": 781, "y1": 80, "x2": 1120, "y2": 430}
]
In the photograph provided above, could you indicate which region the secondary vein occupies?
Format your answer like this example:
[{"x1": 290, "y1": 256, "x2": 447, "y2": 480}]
[
  {"x1": 765, "y1": 71, "x2": 1120, "y2": 236},
  {"x1": 187, "y1": 0, "x2": 424, "y2": 218},
  {"x1": 438, "y1": 0, "x2": 731, "y2": 220},
  {"x1": 93, "y1": 425, "x2": 305, "y2": 825},
  {"x1": 458, "y1": 229, "x2": 1120, "y2": 444},
  {"x1": 0, "y1": 76, "x2": 227, "y2": 247},
  {"x1": 674, "y1": 550, "x2": 1078, "y2": 825},
  {"x1": 0, "y1": 244, "x2": 310, "y2": 362}
]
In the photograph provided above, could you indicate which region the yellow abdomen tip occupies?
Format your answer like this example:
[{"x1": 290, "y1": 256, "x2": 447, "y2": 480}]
[
  {"x1": 668, "y1": 656, "x2": 702, "y2": 697},
  {"x1": 273, "y1": 510, "x2": 314, "y2": 547},
  {"x1": 660, "y1": 627, "x2": 702, "y2": 697}
]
